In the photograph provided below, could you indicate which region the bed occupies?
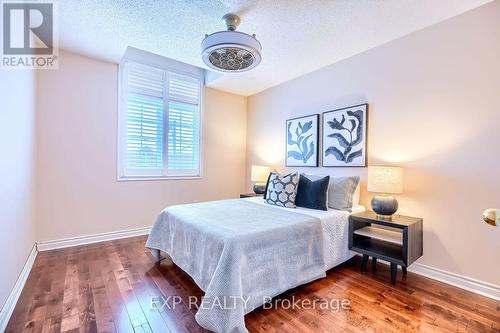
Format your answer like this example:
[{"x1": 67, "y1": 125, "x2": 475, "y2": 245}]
[{"x1": 146, "y1": 196, "x2": 365, "y2": 333}]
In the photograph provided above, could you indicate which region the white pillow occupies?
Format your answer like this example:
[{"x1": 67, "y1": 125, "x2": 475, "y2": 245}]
[
  {"x1": 352, "y1": 183, "x2": 360, "y2": 206},
  {"x1": 328, "y1": 176, "x2": 360, "y2": 210}
]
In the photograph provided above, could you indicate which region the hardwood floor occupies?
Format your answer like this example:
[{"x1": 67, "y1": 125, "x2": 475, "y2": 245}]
[{"x1": 6, "y1": 236, "x2": 499, "y2": 333}]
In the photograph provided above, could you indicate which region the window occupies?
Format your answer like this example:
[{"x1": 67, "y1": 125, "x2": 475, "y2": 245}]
[{"x1": 118, "y1": 60, "x2": 203, "y2": 179}]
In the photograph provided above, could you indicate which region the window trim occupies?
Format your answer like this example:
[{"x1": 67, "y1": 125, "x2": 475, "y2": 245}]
[{"x1": 117, "y1": 48, "x2": 204, "y2": 181}]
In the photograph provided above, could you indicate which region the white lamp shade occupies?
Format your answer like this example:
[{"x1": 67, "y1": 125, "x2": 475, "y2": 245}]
[
  {"x1": 251, "y1": 165, "x2": 270, "y2": 182},
  {"x1": 368, "y1": 166, "x2": 403, "y2": 194}
]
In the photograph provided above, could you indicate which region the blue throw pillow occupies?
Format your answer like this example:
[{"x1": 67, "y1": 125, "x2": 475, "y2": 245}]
[{"x1": 295, "y1": 175, "x2": 330, "y2": 210}]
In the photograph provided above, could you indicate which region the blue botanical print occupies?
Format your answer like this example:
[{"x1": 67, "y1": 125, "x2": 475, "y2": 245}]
[
  {"x1": 287, "y1": 120, "x2": 315, "y2": 163},
  {"x1": 325, "y1": 109, "x2": 364, "y2": 163}
]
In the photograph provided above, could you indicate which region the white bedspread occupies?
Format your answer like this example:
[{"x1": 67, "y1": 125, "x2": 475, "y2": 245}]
[
  {"x1": 244, "y1": 197, "x2": 363, "y2": 270},
  {"x1": 146, "y1": 198, "x2": 362, "y2": 333}
]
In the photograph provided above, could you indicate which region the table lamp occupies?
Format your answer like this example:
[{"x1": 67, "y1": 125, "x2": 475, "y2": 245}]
[
  {"x1": 368, "y1": 166, "x2": 403, "y2": 218},
  {"x1": 251, "y1": 165, "x2": 270, "y2": 195}
]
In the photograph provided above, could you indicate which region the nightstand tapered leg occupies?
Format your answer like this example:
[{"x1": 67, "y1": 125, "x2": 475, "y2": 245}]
[
  {"x1": 402, "y1": 266, "x2": 407, "y2": 275},
  {"x1": 361, "y1": 255, "x2": 369, "y2": 272},
  {"x1": 390, "y1": 263, "x2": 397, "y2": 284},
  {"x1": 372, "y1": 257, "x2": 377, "y2": 271}
]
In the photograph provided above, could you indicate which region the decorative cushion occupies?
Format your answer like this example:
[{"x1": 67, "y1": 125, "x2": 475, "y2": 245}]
[
  {"x1": 328, "y1": 176, "x2": 360, "y2": 211},
  {"x1": 295, "y1": 174, "x2": 330, "y2": 210},
  {"x1": 265, "y1": 170, "x2": 299, "y2": 208},
  {"x1": 263, "y1": 171, "x2": 273, "y2": 199}
]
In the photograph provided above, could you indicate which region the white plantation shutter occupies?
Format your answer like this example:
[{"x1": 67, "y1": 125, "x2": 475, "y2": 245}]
[
  {"x1": 169, "y1": 75, "x2": 199, "y2": 104},
  {"x1": 128, "y1": 64, "x2": 164, "y2": 98},
  {"x1": 167, "y1": 75, "x2": 200, "y2": 175},
  {"x1": 124, "y1": 64, "x2": 165, "y2": 176},
  {"x1": 119, "y1": 61, "x2": 202, "y2": 179},
  {"x1": 126, "y1": 94, "x2": 164, "y2": 173}
]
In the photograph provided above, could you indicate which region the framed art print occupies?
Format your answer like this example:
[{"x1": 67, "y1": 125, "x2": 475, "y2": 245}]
[
  {"x1": 285, "y1": 114, "x2": 319, "y2": 167},
  {"x1": 322, "y1": 104, "x2": 368, "y2": 167}
]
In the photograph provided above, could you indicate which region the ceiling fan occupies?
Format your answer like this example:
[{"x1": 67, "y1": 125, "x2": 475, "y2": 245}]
[{"x1": 201, "y1": 13, "x2": 262, "y2": 73}]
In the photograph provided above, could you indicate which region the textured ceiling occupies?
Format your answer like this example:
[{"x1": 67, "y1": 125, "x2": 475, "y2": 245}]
[{"x1": 59, "y1": 0, "x2": 491, "y2": 96}]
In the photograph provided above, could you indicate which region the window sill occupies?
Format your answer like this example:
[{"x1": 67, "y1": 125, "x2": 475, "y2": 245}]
[{"x1": 117, "y1": 176, "x2": 203, "y2": 182}]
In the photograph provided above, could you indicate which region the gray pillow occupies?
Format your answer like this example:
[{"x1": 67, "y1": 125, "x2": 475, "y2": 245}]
[
  {"x1": 265, "y1": 170, "x2": 299, "y2": 208},
  {"x1": 328, "y1": 176, "x2": 360, "y2": 211}
]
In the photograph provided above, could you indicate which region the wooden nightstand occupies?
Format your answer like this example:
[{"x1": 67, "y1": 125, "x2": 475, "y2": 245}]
[
  {"x1": 349, "y1": 211, "x2": 423, "y2": 284},
  {"x1": 240, "y1": 193, "x2": 261, "y2": 198}
]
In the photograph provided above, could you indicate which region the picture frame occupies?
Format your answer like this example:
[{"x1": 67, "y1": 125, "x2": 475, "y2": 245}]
[
  {"x1": 322, "y1": 104, "x2": 368, "y2": 167},
  {"x1": 285, "y1": 114, "x2": 319, "y2": 167}
]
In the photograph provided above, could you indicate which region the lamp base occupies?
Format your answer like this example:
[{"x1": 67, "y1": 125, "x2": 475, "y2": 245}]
[
  {"x1": 371, "y1": 194, "x2": 399, "y2": 219},
  {"x1": 253, "y1": 183, "x2": 266, "y2": 195}
]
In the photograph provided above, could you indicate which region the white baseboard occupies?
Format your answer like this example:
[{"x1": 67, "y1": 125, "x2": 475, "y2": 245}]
[
  {"x1": 0, "y1": 244, "x2": 38, "y2": 333},
  {"x1": 408, "y1": 263, "x2": 500, "y2": 301},
  {"x1": 355, "y1": 254, "x2": 500, "y2": 301},
  {"x1": 37, "y1": 226, "x2": 152, "y2": 251}
]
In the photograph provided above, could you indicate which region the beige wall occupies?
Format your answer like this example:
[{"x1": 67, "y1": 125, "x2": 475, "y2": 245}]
[
  {"x1": 0, "y1": 71, "x2": 37, "y2": 309},
  {"x1": 36, "y1": 50, "x2": 247, "y2": 241},
  {"x1": 247, "y1": 2, "x2": 500, "y2": 285}
]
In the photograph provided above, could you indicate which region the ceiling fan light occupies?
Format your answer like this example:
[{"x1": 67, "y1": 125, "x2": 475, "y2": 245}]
[{"x1": 201, "y1": 14, "x2": 262, "y2": 73}]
